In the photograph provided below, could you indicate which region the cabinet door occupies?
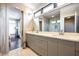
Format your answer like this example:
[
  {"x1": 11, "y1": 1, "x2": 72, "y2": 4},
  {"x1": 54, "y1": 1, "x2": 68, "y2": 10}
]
[
  {"x1": 40, "y1": 39, "x2": 47, "y2": 56},
  {"x1": 27, "y1": 34, "x2": 36, "y2": 49},
  {"x1": 48, "y1": 38, "x2": 58, "y2": 56},
  {"x1": 27, "y1": 34, "x2": 47, "y2": 56},
  {"x1": 33, "y1": 37, "x2": 42, "y2": 55},
  {"x1": 58, "y1": 40, "x2": 75, "y2": 56},
  {"x1": 35, "y1": 36, "x2": 48, "y2": 56},
  {"x1": 26, "y1": 34, "x2": 31, "y2": 47},
  {"x1": 76, "y1": 42, "x2": 79, "y2": 56}
]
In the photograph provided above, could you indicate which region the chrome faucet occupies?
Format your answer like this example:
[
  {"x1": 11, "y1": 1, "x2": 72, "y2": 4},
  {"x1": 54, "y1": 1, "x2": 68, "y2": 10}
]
[{"x1": 59, "y1": 30, "x2": 64, "y2": 35}]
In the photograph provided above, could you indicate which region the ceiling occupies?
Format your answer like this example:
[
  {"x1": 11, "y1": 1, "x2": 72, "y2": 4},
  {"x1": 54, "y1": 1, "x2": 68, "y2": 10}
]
[
  {"x1": 8, "y1": 8, "x2": 21, "y2": 20},
  {"x1": 42, "y1": 9, "x2": 60, "y2": 18},
  {"x1": 42, "y1": 3, "x2": 79, "y2": 19},
  {"x1": 6, "y1": 3, "x2": 49, "y2": 20},
  {"x1": 24, "y1": 3, "x2": 48, "y2": 12}
]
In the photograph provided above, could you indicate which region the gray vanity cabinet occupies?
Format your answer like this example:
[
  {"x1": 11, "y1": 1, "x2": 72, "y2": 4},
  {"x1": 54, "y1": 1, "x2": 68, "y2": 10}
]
[
  {"x1": 33, "y1": 36, "x2": 48, "y2": 56},
  {"x1": 26, "y1": 34, "x2": 77, "y2": 56},
  {"x1": 40, "y1": 37, "x2": 48, "y2": 56},
  {"x1": 76, "y1": 42, "x2": 79, "y2": 56},
  {"x1": 47, "y1": 38, "x2": 58, "y2": 56},
  {"x1": 27, "y1": 35, "x2": 36, "y2": 49},
  {"x1": 26, "y1": 34, "x2": 48, "y2": 56},
  {"x1": 26, "y1": 34, "x2": 33, "y2": 48},
  {"x1": 58, "y1": 40, "x2": 75, "y2": 56}
]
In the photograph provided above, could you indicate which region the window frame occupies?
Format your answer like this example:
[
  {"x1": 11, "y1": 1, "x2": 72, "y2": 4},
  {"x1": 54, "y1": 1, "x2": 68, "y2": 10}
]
[{"x1": 43, "y1": 3, "x2": 54, "y2": 13}]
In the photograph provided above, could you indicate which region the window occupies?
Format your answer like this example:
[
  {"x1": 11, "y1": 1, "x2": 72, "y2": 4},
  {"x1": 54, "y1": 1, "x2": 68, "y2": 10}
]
[
  {"x1": 51, "y1": 21, "x2": 56, "y2": 24},
  {"x1": 57, "y1": 3, "x2": 65, "y2": 7},
  {"x1": 35, "y1": 11, "x2": 41, "y2": 17},
  {"x1": 9, "y1": 20, "x2": 16, "y2": 35},
  {"x1": 43, "y1": 4, "x2": 54, "y2": 13}
]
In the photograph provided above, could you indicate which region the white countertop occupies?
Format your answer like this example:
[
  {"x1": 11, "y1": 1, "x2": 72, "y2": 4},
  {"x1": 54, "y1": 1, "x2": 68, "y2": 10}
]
[{"x1": 26, "y1": 32, "x2": 79, "y2": 42}]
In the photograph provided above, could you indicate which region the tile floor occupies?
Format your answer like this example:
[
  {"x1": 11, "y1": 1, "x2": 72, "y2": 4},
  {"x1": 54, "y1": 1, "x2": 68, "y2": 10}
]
[
  {"x1": 7, "y1": 48, "x2": 38, "y2": 56},
  {"x1": 8, "y1": 36, "x2": 38, "y2": 56}
]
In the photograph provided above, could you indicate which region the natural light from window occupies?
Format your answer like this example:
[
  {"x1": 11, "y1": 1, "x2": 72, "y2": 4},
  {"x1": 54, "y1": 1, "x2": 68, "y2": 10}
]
[
  {"x1": 35, "y1": 11, "x2": 41, "y2": 17},
  {"x1": 57, "y1": 3, "x2": 65, "y2": 7},
  {"x1": 43, "y1": 4, "x2": 54, "y2": 13},
  {"x1": 9, "y1": 20, "x2": 16, "y2": 35}
]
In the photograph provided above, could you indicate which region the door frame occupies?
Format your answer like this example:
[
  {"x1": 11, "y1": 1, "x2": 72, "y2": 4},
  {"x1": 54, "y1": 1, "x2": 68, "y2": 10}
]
[
  {"x1": 64, "y1": 16, "x2": 75, "y2": 32},
  {"x1": 20, "y1": 11, "x2": 24, "y2": 48}
]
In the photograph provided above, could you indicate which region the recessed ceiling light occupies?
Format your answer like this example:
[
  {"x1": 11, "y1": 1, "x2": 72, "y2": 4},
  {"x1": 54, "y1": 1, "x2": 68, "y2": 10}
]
[
  {"x1": 52, "y1": 16, "x2": 54, "y2": 18},
  {"x1": 67, "y1": 16, "x2": 71, "y2": 19},
  {"x1": 51, "y1": 21, "x2": 56, "y2": 23}
]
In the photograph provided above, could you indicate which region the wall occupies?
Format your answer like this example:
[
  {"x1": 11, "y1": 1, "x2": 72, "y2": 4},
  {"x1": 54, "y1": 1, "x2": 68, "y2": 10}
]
[
  {"x1": 23, "y1": 11, "x2": 34, "y2": 32},
  {"x1": 34, "y1": 17, "x2": 39, "y2": 31},
  {"x1": 0, "y1": 4, "x2": 9, "y2": 55},
  {"x1": 75, "y1": 7, "x2": 79, "y2": 33}
]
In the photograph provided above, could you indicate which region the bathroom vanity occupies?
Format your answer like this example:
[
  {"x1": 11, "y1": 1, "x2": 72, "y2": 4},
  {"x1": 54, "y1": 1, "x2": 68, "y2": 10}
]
[{"x1": 26, "y1": 32, "x2": 79, "y2": 56}]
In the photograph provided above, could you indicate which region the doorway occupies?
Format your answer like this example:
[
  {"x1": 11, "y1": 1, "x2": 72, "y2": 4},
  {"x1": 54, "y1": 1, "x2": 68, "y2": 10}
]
[
  {"x1": 64, "y1": 16, "x2": 75, "y2": 32},
  {"x1": 8, "y1": 8, "x2": 22, "y2": 51},
  {"x1": 39, "y1": 21, "x2": 42, "y2": 31},
  {"x1": 9, "y1": 19, "x2": 21, "y2": 50},
  {"x1": 50, "y1": 20, "x2": 60, "y2": 32}
]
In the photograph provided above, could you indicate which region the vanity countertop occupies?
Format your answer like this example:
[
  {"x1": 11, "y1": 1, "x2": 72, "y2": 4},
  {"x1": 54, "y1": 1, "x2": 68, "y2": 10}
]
[{"x1": 26, "y1": 32, "x2": 79, "y2": 42}]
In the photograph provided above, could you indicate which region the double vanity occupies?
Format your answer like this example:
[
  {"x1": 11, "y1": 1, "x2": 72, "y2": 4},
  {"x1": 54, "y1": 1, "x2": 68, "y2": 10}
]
[{"x1": 26, "y1": 32, "x2": 79, "y2": 56}]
